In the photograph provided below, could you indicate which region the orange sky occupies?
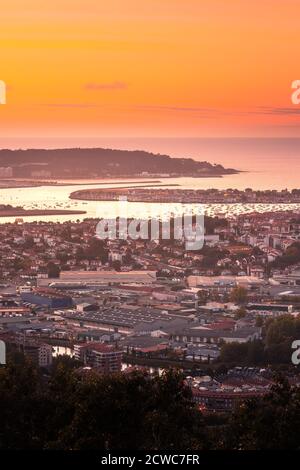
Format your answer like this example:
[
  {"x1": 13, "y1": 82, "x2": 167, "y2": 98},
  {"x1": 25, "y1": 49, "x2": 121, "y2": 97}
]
[{"x1": 1, "y1": 0, "x2": 300, "y2": 145}]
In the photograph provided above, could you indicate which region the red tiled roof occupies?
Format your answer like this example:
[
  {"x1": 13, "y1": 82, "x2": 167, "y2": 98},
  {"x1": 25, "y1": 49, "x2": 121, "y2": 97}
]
[
  {"x1": 139, "y1": 344, "x2": 169, "y2": 353},
  {"x1": 207, "y1": 321, "x2": 235, "y2": 330}
]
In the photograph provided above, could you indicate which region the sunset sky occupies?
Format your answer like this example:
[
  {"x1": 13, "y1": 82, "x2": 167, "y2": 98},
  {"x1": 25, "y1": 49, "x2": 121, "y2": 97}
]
[{"x1": 1, "y1": 0, "x2": 300, "y2": 146}]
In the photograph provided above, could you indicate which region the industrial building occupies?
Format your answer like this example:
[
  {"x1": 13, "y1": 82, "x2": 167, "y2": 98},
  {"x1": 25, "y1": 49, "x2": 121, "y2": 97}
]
[
  {"x1": 37, "y1": 270, "x2": 157, "y2": 287},
  {"x1": 64, "y1": 307, "x2": 193, "y2": 335},
  {"x1": 21, "y1": 288, "x2": 73, "y2": 309},
  {"x1": 170, "y1": 327, "x2": 261, "y2": 345},
  {"x1": 187, "y1": 275, "x2": 264, "y2": 289},
  {"x1": 246, "y1": 303, "x2": 293, "y2": 317},
  {"x1": 0, "y1": 306, "x2": 31, "y2": 317}
]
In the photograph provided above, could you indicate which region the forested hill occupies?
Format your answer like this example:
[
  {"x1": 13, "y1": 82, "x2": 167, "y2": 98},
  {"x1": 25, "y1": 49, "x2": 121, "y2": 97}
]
[{"x1": 0, "y1": 148, "x2": 238, "y2": 178}]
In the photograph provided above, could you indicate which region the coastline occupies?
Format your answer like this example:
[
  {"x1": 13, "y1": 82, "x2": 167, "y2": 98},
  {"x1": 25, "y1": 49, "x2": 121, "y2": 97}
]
[
  {"x1": 0, "y1": 209, "x2": 87, "y2": 218},
  {"x1": 69, "y1": 187, "x2": 300, "y2": 205},
  {"x1": 0, "y1": 178, "x2": 161, "y2": 189},
  {"x1": 0, "y1": 173, "x2": 235, "y2": 190}
]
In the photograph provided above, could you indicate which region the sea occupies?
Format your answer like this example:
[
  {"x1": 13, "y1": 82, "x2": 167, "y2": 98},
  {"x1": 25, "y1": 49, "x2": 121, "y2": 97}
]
[{"x1": 1, "y1": 137, "x2": 300, "y2": 223}]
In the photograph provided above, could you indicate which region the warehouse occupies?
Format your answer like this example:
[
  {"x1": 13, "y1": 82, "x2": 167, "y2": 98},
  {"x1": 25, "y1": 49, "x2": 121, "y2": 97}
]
[
  {"x1": 21, "y1": 288, "x2": 73, "y2": 309},
  {"x1": 37, "y1": 270, "x2": 157, "y2": 287}
]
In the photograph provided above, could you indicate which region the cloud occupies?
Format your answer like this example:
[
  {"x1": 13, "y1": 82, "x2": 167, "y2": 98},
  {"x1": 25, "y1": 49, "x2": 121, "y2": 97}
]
[
  {"x1": 262, "y1": 106, "x2": 300, "y2": 116},
  {"x1": 85, "y1": 81, "x2": 127, "y2": 91},
  {"x1": 251, "y1": 107, "x2": 300, "y2": 116},
  {"x1": 139, "y1": 105, "x2": 216, "y2": 112},
  {"x1": 141, "y1": 105, "x2": 300, "y2": 117},
  {"x1": 40, "y1": 103, "x2": 100, "y2": 108},
  {"x1": 135, "y1": 105, "x2": 220, "y2": 118}
]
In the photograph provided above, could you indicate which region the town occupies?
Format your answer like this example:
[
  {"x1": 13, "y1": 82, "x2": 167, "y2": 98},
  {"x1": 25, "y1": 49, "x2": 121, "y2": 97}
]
[
  {"x1": 70, "y1": 186, "x2": 300, "y2": 204},
  {"x1": 0, "y1": 209, "x2": 300, "y2": 414}
]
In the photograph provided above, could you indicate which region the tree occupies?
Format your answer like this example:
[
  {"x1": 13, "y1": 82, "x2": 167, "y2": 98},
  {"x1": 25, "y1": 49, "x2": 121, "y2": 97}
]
[
  {"x1": 219, "y1": 340, "x2": 264, "y2": 365},
  {"x1": 197, "y1": 289, "x2": 209, "y2": 305},
  {"x1": 85, "y1": 238, "x2": 108, "y2": 262},
  {"x1": 111, "y1": 260, "x2": 121, "y2": 271},
  {"x1": 235, "y1": 307, "x2": 246, "y2": 319},
  {"x1": 123, "y1": 249, "x2": 133, "y2": 265},
  {"x1": 0, "y1": 352, "x2": 45, "y2": 449},
  {"x1": 23, "y1": 236, "x2": 34, "y2": 249},
  {"x1": 219, "y1": 342, "x2": 248, "y2": 363},
  {"x1": 0, "y1": 354, "x2": 207, "y2": 450},
  {"x1": 56, "y1": 251, "x2": 70, "y2": 263},
  {"x1": 223, "y1": 376, "x2": 300, "y2": 450},
  {"x1": 246, "y1": 339, "x2": 264, "y2": 364},
  {"x1": 1, "y1": 351, "x2": 300, "y2": 450},
  {"x1": 61, "y1": 226, "x2": 72, "y2": 242},
  {"x1": 75, "y1": 246, "x2": 85, "y2": 261},
  {"x1": 265, "y1": 315, "x2": 300, "y2": 364},
  {"x1": 53, "y1": 369, "x2": 206, "y2": 450},
  {"x1": 47, "y1": 262, "x2": 60, "y2": 278},
  {"x1": 271, "y1": 242, "x2": 300, "y2": 268},
  {"x1": 230, "y1": 286, "x2": 248, "y2": 305}
]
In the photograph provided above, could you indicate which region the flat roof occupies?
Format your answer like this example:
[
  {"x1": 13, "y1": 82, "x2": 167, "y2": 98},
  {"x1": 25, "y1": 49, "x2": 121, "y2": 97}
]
[{"x1": 60, "y1": 270, "x2": 156, "y2": 279}]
